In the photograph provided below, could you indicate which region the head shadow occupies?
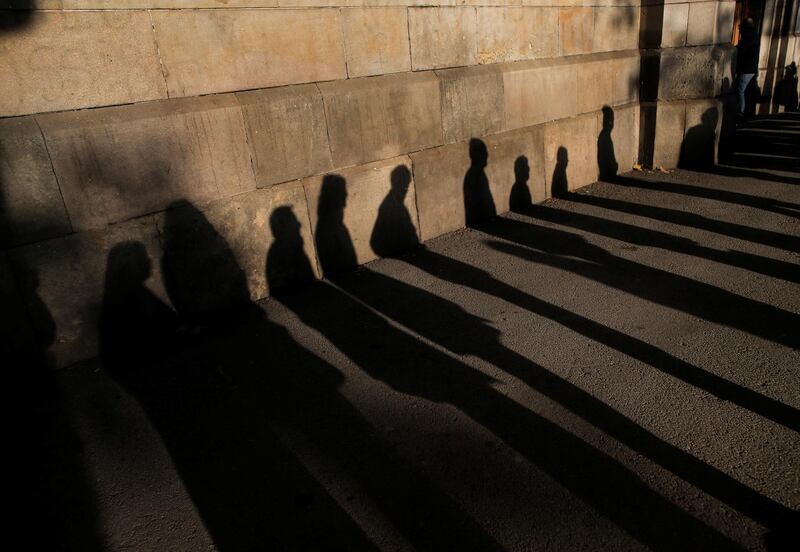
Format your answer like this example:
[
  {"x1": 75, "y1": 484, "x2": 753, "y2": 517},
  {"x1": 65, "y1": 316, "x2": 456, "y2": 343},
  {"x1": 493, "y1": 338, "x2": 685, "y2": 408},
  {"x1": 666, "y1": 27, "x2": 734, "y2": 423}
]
[
  {"x1": 315, "y1": 174, "x2": 358, "y2": 278},
  {"x1": 597, "y1": 106, "x2": 619, "y2": 181},
  {"x1": 463, "y1": 138, "x2": 497, "y2": 227},
  {"x1": 509, "y1": 155, "x2": 532, "y2": 213},
  {"x1": 265, "y1": 206, "x2": 316, "y2": 294},
  {"x1": 551, "y1": 146, "x2": 569, "y2": 198},
  {"x1": 370, "y1": 165, "x2": 420, "y2": 258},
  {"x1": 679, "y1": 107, "x2": 719, "y2": 169}
]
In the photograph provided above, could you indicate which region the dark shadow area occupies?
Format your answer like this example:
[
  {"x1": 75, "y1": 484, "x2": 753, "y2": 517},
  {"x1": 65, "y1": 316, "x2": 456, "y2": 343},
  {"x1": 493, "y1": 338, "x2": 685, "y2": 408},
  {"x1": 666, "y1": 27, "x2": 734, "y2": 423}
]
[
  {"x1": 508, "y1": 155, "x2": 532, "y2": 213},
  {"x1": 522, "y1": 201, "x2": 800, "y2": 284},
  {"x1": 774, "y1": 62, "x2": 798, "y2": 111},
  {"x1": 481, "y1": 216, "x2": 799, "y2": 349},
  {"x1": 617, "y1": 175, "x2": 800, "y2": 219},
  {"x1": 369, "y1": 165, "x2": 420, "y2": 257},
  {"x1": 0, "y1": 1, "x2": 34, "y2": 32},
  {"x1": 597, "y1": 106, "x2": 619, "y2": 181},
  {"x1": 680, "y1": 107, "x2": 719, "y2": 169},
  {"x1": 12, "y1": 267, "x2": 104, "y2": 551},
  {"x1": 274, "y1": 173, "x2": 761, "y2": 551},
  {"x1": 561, "y1": 177, "x2": 800, "y2": 253},
  {"x1": 463, "y1": 138, "x2": 496, "y2": 226},
  {"x1": 265, "y1": 206, "x2": 317, "y2": 293},
  {"x1": 315, "y1": 174, "x2": 358, "y2": 277},
  {"x1": 551, "y1": 146, "x2": 569, "y2": 198}
]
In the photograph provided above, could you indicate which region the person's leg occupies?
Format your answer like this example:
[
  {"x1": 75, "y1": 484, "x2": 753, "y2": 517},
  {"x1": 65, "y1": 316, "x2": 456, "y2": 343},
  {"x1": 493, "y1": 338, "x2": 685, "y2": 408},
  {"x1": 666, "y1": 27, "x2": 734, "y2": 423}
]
[{"x1": 735, "y1": 73, "x2": 755, "y2": 114}]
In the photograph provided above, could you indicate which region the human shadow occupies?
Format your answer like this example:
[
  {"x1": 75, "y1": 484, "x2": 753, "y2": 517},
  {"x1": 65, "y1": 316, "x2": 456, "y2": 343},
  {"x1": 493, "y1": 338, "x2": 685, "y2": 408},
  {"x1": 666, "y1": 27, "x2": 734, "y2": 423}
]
[
  {"x1": 680, "y1": 107, "x2": 719, "y2": 169},
  {"x1": 369, "y1": 165, "x2": 420, "y2": 258},
  {"x1": 481, "y1": 216, "x2": 799, "y2": 350},
  {"x1": 265, "y1": 206, "x2": 317, "y2": 293},
  {"x1": 560, "y1": 179, "x2": 800, "y2": 253},
  {"x1": 101, "y1": 206, "x2": 377, "y2": 551},
  {"x1": 597, "y1": 106, "x2": 619, "y2": 181},
  {"x1": 275, "y1": 174, "x2": 747, "y2": 550},
  {"x1": 315, "y1": 174, "x2": 358, "y2": 277},
  {"x1": 508, "y1": 156, "x2": 533, "y2": 213},
  {"x1": 551, "y1": 146, "x2": 569, "y2": 197},
  {"x1": 12, "y1": 267, "x2": 104, "y2": 551},
  {"x1": 463, "y1": 138, "x2": 496, "y2": 227},
  {"x1": 267, "y1": 207, "x2": 505, "y2": 551}
]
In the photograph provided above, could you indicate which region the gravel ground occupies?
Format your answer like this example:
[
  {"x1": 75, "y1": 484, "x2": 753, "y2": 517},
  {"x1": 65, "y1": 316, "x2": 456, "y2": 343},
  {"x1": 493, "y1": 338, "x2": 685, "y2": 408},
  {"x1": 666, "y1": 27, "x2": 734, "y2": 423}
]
[{"x1": 29, "y1": 116, "x2": 799, "y2": 551}]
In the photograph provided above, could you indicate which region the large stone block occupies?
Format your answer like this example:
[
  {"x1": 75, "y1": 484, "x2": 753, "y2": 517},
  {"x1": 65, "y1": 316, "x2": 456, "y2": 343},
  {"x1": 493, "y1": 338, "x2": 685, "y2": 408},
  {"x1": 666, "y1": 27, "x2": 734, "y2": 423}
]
[
  {"x1": 577, "y1": 58, "x2": 615, "y2": 114},
  {"x1": 303, "y1": 156, "x2": 419, "y2": 274},
  {"x1": 0, "y1": 117, "x2": 71, "y2": 248},
  {"x1": 483, "y1": 126, "x2": 546, "y2": 213},
  {"x1": 318, "y1": 72, "x2": 443, "y2": 168},
  {"x1": 661, "y1": 3, "x2": 689, "y2": 47},
  {"x1": 151, "y1": 9, "x2": 346, "y2": 98},
  {"x1": 410, "y1": 142, "x2": 469, "y2": 242},
  {"x1": 610, "y1": 53, "x2": 640, "y2": 105},
  {"x1": 237, "y1": 84, "x2": 332, "y2": 188},
  {"x1": 156, "y1": 183, "x2": 318, "y2": 302},
  {"x1": 597, "y1": 104, "x2": 638, "y2": 178},
  {"x1": 715, "y1": 1, "x2": 736, "y2": 45},
  {"x1": 58, "y1": 1, "x2": 279, "y2": 6},
  {"x1": 544, "y1": 113, "x2": 598, "y2": 196},
  {"x1": 559, "y1": 7, "x2": 594, "y2": 56},
  {"x1": 0, "y1": 11, "x2": 166, "y2": 117},
  {"x1": 437, "y1": 64, "x2": 504, "y2": 144},
  {"x1": 652, "y1": 100, "x2": 686, "y2": 168},
  {"x1": 342, "y1": 8, "x2": 411, "y2": 78},
  {"x1": 409, "y1": 7, "x2": 477, "y2": 71},
  {"x1": 502, "y1": 59, "x2": 578, "y2": 130},
  {"x1": 38, "y1": 94, "x2": 256, "y2": 231},
  {"x1": 658, "y1": 45, "x2": 724, "y2": 100},
  {"x1": 6, "y1": 215, "x2": 166, "y2": 368},
  {"x1": 476, "y1": 7, "x2": 558, "y2": 64},
  {"x1": 592, "y1": 7, "x2": 639, "y2": 53},
  {"x1": 687, "y1": 2, "x2": 716, "y2": 46}
]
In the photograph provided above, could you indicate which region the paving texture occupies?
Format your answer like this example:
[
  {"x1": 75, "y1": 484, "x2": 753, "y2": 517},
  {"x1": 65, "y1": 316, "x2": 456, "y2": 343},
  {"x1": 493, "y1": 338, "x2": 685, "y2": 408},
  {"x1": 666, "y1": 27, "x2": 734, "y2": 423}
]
[{"x1": 27, "y1": 115, "x2": 799, "y2": 551}]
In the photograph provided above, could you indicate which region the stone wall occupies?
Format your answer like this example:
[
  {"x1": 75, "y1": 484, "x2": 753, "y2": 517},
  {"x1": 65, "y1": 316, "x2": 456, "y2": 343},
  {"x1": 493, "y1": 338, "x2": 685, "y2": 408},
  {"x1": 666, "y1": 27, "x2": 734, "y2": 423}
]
[{"x1": 1, "y1": 1, "x2": 739, "y2": 367}]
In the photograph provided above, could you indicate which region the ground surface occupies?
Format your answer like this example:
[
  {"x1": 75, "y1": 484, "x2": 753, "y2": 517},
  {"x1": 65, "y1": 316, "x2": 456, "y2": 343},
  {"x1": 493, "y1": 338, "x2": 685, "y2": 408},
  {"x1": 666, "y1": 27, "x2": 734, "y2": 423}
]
[{"x1": 32, "y1": 115, "x2": 799, "y2": 551}]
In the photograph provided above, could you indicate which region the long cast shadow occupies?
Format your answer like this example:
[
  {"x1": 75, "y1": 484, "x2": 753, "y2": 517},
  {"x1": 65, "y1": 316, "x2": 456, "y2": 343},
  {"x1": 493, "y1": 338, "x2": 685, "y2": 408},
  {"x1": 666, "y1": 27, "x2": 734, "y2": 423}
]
[
  {"x1": 281, "y1": 173, "x2": 745, "y2": 550},
  {"x1": 520, "y1": 202, "x2": 800, "y2": 284}
]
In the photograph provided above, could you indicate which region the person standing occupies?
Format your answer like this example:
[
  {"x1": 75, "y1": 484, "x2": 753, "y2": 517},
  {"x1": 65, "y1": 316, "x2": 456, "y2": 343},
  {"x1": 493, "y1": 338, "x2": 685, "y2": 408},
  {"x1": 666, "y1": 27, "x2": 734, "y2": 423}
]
[{"x1": 735, "y1": 18, "x2": 760, "y2": 119}]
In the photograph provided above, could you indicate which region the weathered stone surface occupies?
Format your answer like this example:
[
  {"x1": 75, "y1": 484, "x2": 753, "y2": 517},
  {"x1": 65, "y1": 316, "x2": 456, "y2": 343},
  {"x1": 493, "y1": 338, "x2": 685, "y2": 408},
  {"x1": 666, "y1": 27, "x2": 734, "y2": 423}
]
[
  {"x1": 577, "y1": 59, "x2": 614, "y2": 114},
  {"x1": 437, "y1": 64, "x2": 504, "y2": 144},
  {"x1": 658, "y1": 45, "x2": 723, "y2": 100},
  {"x1": 687, "y1": 2, "x2": 716, "y2": 46},
  {"x1": 611, "y1": 53, "x2": 640, "y2": 105},
  {"x1": 476, "y1": 7, "x2": 557, "y2": 64},
  {"x1": 409, "y1": 7, "x2": 477, "y2": 70},
  {"x1": 303, "y1": 156, "x2": 418, "y2": 272},
  {"x1": 156, "y1": 183, "x2": 317, "y2": 302},
  {"x1": 410, "y1": 142, "x2": 469, "y2": 242},
  {"x1": 0, "y1": 11, "x2": 166, "y2": 117},
  {"x1": 484, "y1": 126, "x2": 546, "y2": 212},
  {"x1": 59, "y1": 1, "x2": 279, "y2": 6},
  {"x1": 544, "y1": 113, "x2": 597, "y2": 196},
  {"x1": 0, "y1": 117, "x2": 71, "y2": 248},
  {"x1": 559, "y1": 7, "x2": 593, "y2": 56},
  {"x1": 318, "y1": 72, "x2": 443, "y2": 168},
  {"x1": 38, "y1": 94, "x2": 255, "y2": 231},
  {"x1": 661, "y1": 3, "x2": 688, "y2": 47},
  {"x1": 652, "y1": 100, "x2": 686, "y2": 168},
  {"x1": 502, "y1": 60, "x2": 578, "y2": 130},
  {"x1": 151, "y1": 9, "x2": 346, "y2": 98},
  {"x1": 681, "y1": 98, "x2": 721, "y2": 167},
  {"x1": 342, "y1": 8, "x2": 411, "y2": 78},
  {"x1": 593, "y1": 7, "x2": 639, "y2": 53},
  {"x1": 237, "y1": 84, "x2": 332, "y2": 188},
  {"x1": 715, "y1": 1, "x2": 736, "y2": 44},
  {"x1": 597, "y1": 104, "x2": 638, "y2": 175},
  {"x1": 6, "y1": 215, "x2": 166, "y2": 368}
]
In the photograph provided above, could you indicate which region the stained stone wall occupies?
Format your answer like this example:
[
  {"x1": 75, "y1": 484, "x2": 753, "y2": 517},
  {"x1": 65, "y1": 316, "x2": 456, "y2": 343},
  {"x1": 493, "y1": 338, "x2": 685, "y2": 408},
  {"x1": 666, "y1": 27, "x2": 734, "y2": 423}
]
[{"x1": 0, "y1": 1, "x2": 750, "y2": 367}]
